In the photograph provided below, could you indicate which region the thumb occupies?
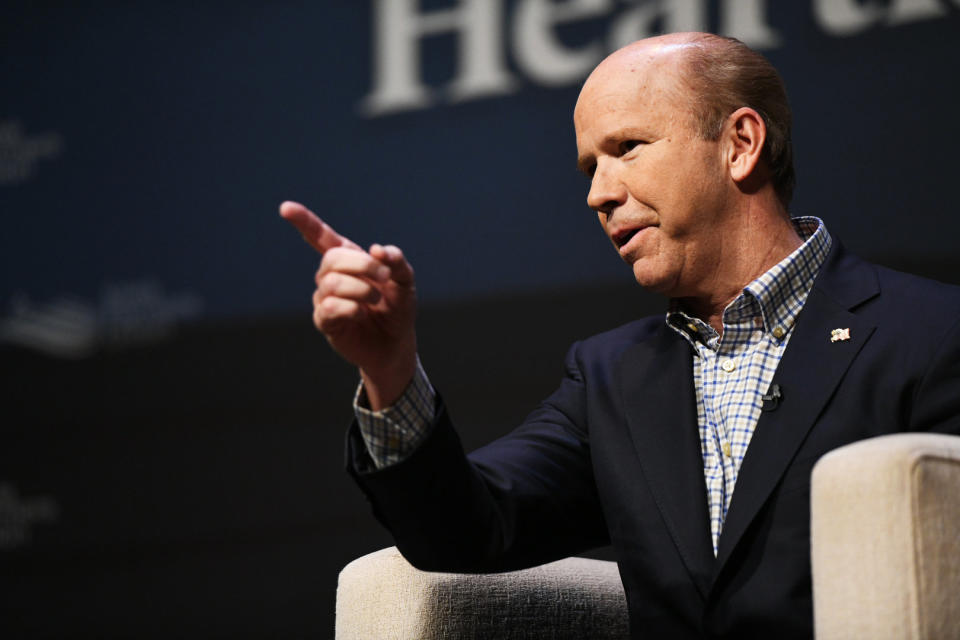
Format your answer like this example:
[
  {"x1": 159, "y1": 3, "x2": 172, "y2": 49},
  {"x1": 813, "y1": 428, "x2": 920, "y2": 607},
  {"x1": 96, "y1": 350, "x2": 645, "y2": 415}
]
[{"x1": 370, "y1": 244, "x2": 415, "y2": 286}]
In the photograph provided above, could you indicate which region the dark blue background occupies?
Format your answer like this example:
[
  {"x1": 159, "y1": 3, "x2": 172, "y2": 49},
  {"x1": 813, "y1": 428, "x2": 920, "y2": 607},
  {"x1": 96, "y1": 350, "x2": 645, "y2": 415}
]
[{"x1": 4, "y1": 2, "x2": 959, "y2": 319}]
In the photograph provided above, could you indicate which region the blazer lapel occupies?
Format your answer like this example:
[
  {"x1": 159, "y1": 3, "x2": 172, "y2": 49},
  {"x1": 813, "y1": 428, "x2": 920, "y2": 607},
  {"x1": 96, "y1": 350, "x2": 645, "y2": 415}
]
[
  {"x1": 620, "y1": 324, "x2": 715, "y2": 599},
  {"x1": 713, "y1": 245, "x2": 880, "y2": 576}
]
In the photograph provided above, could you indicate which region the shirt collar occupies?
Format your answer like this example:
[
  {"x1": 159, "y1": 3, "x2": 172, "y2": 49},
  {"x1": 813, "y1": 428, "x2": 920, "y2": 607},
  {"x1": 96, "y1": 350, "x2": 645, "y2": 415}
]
[{"x1": 666, "y1": 216, "x2": 832, "y2": 349}]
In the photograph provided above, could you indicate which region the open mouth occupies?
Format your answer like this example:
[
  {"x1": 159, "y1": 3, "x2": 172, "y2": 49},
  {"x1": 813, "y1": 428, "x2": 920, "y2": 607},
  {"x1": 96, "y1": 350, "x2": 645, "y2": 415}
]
[{"x1": 614, "y1": 227, "x2": 643, "y2": 248}]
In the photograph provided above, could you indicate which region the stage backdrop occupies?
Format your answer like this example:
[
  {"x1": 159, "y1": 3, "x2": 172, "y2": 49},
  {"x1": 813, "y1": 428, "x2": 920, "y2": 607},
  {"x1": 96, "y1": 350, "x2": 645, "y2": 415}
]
[
  {"x1": 3, "y1": 1, "x2": 959, "y2": 637},
  {"x1": 3, "y1": 1, "x2": 960, "y2": 352}
]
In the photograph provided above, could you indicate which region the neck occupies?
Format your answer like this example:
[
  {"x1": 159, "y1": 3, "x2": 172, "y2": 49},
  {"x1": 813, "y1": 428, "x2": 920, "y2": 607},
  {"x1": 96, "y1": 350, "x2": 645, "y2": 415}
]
[{"x1": 680, "y1": 208, "x2": 802, "y2": 336}]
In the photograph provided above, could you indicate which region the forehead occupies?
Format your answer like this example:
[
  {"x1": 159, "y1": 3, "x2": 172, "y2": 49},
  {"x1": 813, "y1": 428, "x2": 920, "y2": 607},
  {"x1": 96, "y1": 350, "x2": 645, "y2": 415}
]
[{"x1": 574, "y1": 50, "x2": 692, "y2": 133}]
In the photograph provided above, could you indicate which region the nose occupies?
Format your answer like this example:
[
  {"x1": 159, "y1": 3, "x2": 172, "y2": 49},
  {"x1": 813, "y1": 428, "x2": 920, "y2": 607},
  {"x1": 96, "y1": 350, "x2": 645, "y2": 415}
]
[{"x1": 586, "y1": 158, "x2": 626, "y2": 215}]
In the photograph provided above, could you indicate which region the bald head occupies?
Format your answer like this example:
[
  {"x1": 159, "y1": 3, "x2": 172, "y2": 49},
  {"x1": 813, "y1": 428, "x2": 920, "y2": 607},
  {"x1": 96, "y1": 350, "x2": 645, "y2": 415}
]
[
  {"x1": 587, "y1": 31, "x2": 711, "y2": 75},
  {"x1": 578, "y1": 33, "x2": 795, "y2": 207}
]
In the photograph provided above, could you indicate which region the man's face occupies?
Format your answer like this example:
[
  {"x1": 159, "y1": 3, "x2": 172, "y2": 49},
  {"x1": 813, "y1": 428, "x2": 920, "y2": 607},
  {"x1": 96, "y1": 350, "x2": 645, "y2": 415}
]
[{"x1": 574, "y1": 48, "x2": 731, "y2": 299}]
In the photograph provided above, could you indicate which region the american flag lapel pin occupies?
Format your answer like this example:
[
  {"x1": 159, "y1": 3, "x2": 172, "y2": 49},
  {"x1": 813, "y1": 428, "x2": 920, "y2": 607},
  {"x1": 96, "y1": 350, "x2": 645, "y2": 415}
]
[{"x1": 830, "y1": 327, "x2": 851, "y2": 343}]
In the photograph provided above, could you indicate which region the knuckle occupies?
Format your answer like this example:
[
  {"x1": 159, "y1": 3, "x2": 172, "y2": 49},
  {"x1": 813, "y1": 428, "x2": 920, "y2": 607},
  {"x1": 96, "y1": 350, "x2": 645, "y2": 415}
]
[
  {"x1": 318, "y1": 272, "x2": 342, "y2": 294},
  {"x1": 322, "y1": 247, "x2": 371, "y2": 276},
  {"x1": 319, "y1": 296, "x2": 341, "y2": 315},
  {"x1": 319, "y1": 248, "x2": 339, "y2": 267},
  {"x1": 319, "y1": 247, "x2": 347, "y2": 271}
]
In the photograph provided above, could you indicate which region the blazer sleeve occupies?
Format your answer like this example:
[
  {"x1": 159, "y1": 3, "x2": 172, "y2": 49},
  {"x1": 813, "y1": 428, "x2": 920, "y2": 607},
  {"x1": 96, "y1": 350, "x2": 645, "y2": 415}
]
[
  {"x1": 909, "y1": 314, "x2": 960, "y2": 436},
  {"x1": 345, "y1": 341, "x2": 610, "y2": 573}
]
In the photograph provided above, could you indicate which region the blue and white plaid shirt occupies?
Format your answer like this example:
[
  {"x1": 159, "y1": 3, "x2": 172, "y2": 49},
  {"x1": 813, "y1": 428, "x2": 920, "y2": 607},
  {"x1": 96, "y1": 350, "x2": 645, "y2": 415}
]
[
  {"x1": 354, "y1": 217, "x2": 831, "y2": 555},
  {"x1": 666, "y1": 216, "x2": 831, "y2": 553},
  {"x1": 353, "y1": 356, "x2": 436, "y2": 469}
]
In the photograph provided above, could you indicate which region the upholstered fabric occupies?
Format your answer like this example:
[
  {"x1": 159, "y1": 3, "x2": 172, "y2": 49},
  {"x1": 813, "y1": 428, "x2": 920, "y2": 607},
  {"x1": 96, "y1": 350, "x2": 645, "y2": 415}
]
[
  {"x1": 811, "y1": 433, "x2": 960, "y2": 639},
  {"x1": 335, "y1": 547, "x2": 629, "y2": 639},
  {"x1": 337, "y1": 433, "x2": 960, "y2": 638}
]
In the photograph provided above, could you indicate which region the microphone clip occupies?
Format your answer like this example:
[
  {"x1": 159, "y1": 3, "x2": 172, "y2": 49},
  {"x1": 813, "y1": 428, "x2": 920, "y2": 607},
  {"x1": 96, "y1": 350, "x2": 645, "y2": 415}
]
[{"x1": 762, "y1": 383, "x2": 783, "y2": 412}]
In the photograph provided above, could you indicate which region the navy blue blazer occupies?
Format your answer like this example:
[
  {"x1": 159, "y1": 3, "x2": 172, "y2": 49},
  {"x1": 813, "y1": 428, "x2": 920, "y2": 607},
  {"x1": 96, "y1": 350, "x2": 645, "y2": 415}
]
[{"x1": 348, "y1": 243, "x2": 960, "y2": 639}]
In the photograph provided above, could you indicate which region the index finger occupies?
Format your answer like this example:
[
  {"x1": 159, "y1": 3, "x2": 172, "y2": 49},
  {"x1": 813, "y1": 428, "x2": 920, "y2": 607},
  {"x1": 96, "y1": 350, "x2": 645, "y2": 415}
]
[{"x1": 279, "y1": 201, "x2": 362, "y2": 253}]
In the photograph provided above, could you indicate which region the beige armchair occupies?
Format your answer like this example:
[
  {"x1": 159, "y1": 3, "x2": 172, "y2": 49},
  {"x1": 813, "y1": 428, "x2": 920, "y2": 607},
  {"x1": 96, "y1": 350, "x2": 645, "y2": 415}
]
[
  {"x1": 336, "y1": 433, "x2": 960, "y2": 639},
  {"x1": 811, "y1": 432, "x2": 960, "y2": 639}
]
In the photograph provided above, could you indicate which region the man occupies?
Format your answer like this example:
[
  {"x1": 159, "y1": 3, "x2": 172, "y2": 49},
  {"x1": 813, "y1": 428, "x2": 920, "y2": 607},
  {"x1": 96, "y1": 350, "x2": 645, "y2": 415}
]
[{"x1": 281, "y1": 33, "x2": 960, "y2": 638}]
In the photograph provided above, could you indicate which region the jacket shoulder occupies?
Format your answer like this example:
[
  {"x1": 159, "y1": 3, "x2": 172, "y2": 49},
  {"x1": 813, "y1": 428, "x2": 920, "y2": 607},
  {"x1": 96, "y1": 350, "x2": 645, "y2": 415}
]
[
  {"x1": 573, "y1": 315, "x2": 665, "y2": 361},
  {"x1": 817, "y1": 242, "x2": 960, "y2": 327},
  {"x1": 873, "y1": 263, "x2": 960, "y2": 309}
]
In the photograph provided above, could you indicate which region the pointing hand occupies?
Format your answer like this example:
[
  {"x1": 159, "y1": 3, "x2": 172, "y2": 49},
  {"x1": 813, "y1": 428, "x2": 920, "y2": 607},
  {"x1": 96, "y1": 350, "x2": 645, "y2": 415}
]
[{"x1": 280, "y1": 201, "x2": 418, "y2": 408}]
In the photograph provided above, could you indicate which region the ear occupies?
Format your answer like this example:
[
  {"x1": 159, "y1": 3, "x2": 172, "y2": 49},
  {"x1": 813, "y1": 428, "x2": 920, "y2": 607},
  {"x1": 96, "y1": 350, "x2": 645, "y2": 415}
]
[{"x1": 722, "y1": 107, "x2": 766, "y2": 184}]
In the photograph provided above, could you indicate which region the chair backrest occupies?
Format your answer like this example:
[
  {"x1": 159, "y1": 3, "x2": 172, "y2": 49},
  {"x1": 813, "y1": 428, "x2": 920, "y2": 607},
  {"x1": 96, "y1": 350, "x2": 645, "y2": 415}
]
[{"x1": 811, "y1": 433, "x2": 960, "y2": 639}]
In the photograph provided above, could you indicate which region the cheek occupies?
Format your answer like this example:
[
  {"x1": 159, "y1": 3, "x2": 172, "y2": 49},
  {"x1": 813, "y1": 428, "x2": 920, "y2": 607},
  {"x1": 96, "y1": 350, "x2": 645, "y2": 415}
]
[{"x1": 626, "y1": 167, "x2": 682, "y2": 213}]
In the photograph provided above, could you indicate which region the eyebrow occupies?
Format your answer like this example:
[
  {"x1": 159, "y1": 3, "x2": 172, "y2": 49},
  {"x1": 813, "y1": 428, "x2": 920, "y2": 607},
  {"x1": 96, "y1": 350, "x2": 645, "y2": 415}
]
[{"x1": 576, "y1": 154, "x2": 594, "y2": 176}]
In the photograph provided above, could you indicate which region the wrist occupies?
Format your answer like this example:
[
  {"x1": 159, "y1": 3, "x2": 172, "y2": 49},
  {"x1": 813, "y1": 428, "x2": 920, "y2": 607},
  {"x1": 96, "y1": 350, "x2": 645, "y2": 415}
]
[{"x1": 359, "y1": 345, "x2": 417, "y2": 410}]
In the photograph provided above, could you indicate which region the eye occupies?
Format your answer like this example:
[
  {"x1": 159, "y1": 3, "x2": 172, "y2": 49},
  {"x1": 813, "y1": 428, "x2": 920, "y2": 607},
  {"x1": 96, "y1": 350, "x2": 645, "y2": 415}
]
[{"x1": 619, "y1": 140, "x2": 644, "y2": 155}]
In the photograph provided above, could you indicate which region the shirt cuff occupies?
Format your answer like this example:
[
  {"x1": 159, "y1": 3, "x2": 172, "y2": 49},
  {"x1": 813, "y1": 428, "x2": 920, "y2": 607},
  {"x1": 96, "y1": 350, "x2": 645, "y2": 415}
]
[{"x1": 353, "y1": 357, "x2": 436, "y2": 469}]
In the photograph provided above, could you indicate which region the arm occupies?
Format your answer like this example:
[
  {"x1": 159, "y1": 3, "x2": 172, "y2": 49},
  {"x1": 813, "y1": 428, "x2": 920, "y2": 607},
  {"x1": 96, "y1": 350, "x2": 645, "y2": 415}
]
[
  {"x1": 352, "y1": 358, "x2": 436, "y2": 469},
  {"x1": 281, "y1": 202, "x2": 608, "y2": 570},
  {"x1": 910, "y1": 314, "x2": 960, "y2": 436},
  {"x1": 347, "y1": 342, "x2": 610, "y2": 573}
]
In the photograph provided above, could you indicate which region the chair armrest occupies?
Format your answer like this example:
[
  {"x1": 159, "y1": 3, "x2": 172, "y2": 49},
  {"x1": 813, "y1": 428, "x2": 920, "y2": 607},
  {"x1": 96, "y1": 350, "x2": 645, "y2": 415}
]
[
  {"x1": 811, "y1": 433, "x2": 960, "y2": 639},
  {"x1": 336, "y1": 547, "x2": 629, "y2": 639}
]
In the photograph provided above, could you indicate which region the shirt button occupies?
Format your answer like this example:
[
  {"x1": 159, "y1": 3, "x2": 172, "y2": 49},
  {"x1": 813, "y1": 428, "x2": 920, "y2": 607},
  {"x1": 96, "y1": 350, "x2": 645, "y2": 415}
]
[
  {"x1": 720, "y1": 359, "x2": 736, "y2": 373},
  {"x1": 772, "y1": 326, "x2": 785, "y2": 339},
  {"x1": 722, "y1": 442, "x2": 732, "y2": 457}
]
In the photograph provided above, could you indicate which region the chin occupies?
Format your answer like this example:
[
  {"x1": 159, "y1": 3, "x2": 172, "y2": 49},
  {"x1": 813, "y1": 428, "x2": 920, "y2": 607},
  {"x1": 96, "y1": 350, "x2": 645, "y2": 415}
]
[{"x1": 630, "y1": 262, "x2": 677, "y2": 296}]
